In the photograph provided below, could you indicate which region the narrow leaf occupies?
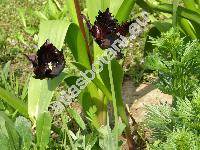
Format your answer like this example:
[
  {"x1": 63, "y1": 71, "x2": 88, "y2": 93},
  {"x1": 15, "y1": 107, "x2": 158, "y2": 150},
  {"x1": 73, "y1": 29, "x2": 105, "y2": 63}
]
[
  {"x1": 68, "y1": 108, "x2": 86, "y2": 130},
  {"x1": 115, "y1": 0, "x2": 136, "y2": 23},
  {"x1": 0, "y1": 87, "x2": 28, "y2": 117},
  {"x1": 36, "y1": 112, "x2": 52, "y2": 148},
  {"x1": 0, "y1": 112, "x2": 20, "y2": 150},
  {"x1": 66, "y1": 23, "x2": 91, "y2": 69}
]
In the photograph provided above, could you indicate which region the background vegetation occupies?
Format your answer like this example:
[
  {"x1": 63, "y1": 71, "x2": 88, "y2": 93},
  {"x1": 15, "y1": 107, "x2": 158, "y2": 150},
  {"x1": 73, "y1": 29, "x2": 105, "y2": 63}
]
[{"x1": 0, "y1": 0, "x2": 199, "y2": 149}]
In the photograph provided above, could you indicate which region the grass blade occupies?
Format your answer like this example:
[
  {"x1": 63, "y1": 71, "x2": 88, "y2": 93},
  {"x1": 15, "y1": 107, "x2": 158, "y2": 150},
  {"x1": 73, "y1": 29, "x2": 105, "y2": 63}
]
[{"x1": 0, "y1": 87, "x2": 28, "y2": 117}]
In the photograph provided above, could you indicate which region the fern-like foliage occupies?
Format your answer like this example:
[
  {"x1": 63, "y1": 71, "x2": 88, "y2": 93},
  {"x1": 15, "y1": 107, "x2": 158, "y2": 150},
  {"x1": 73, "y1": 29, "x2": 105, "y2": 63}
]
[
  {"x1": 145, "y1": 29, "x2": 200, "y2": 149},
  {"x1": 146, "y1": 89, "x2": 200, "y2": 149},
  {"x1": 145, "y1": 29, "x2": 200, "y2": 102}
]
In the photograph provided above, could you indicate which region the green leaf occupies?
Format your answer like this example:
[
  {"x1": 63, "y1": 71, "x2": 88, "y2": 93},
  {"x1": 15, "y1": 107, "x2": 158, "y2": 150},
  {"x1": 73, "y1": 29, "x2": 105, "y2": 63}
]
[
  {"x1": 36, "y1": 112, "x2": 52, "y2": 149},
  {"x1": 1, "y1": 61, "x2": 11, "y2": 91},
  {"x1": 38, "y1": 20, "x2": 69, "y2": 50},
  {"x1": 110, "y1": 0, "x2": 124, "y2": 16},
  {"x1": 47, "y1": 0, "x2": 60, "y2": 19},
  {"x1": 67, "y1": 108, "x2": 86, "y2": 130},
  {"x1": 153, "y1": 21, "x2": 172, "y2": 32},
  {"x1": 28, "y1": 20, "x2": 69, "y2": 120},
  {"x1": 66, "y1": 0, "x2": 78, "y2": 24},
  {"x1": 28, "y1": 72, "x2": 67, "y2": 120},
  {"x1": 99, "y1": 63, "x2": 111, "y2": 93},
  {"x1": 98, "y1": 125, "x2": 120, "y2": 150},
  {"x1": 101, "y1": 0, "x2": 110, "y2": 11},
  {"x1": 17, "y1": 8, "x2": 26, "y2": 28},
  {"x1": 64, "y1": 76, "x2": 79, "y2": 86},
  {"x1": 172, "y1": 0, "x2": 179, "y2": 27},
  {"x1": 115, "y1": 0, "x2": 136, "y2": 23},
  {"x1": 0, "y1": 112, "x2": 20, "y2": 150},
  {"x1": 86, "y1": 0, "x2": 101, "y2": 23},
  {"x1": 137, "y1": 1, "x2": 200, "y2": 25},
  {"x1": 15, "y1": 116, "x2": 32, "y2": 150},
  {"x1": 66, "y1": 23, "x2": 91, "y2": 69},
  {"x1": 0, "y1": 87, "x2": 28, "y2": 117},
  {"x1": 109, "y1": 60, "x2": 129, "y2": 126},
  {"x1": 86, "y1": 105, "x2": 100, "y2": 129},
  {"x1": 72, "y1": 62, "x2": 112, "y2": 100},
  {"x1": 178, "y1": 18, "x2": 197, "y2": 39},
  {"x1": 0, "y1": 133, "x2": 10, "y2": 150},
  {"x1": 34, "y1": 11, "x2": 48, "y2": 20}
]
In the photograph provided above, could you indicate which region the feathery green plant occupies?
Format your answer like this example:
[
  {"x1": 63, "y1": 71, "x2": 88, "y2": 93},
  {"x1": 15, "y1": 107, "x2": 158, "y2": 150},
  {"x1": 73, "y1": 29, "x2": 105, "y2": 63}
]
[
  {"x1": 145, "y1": 29, "x2": 200, "y2": 149},
  {"x1": 145, "y1": 28, "x2": 200, "y2": 102}
]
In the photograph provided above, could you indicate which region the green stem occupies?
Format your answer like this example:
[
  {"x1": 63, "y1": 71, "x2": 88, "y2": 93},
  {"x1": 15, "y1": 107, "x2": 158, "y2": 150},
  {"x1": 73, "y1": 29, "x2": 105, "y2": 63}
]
[{"x1": 172, "y1": 0, "x2": 179, "y2": 27}]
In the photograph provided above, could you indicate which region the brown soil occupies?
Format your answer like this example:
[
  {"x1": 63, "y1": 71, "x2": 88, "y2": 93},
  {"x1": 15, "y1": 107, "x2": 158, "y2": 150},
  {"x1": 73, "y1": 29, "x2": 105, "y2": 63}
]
[{"x1": 122, "y1": 80, "x2": 172, "y2": 123}]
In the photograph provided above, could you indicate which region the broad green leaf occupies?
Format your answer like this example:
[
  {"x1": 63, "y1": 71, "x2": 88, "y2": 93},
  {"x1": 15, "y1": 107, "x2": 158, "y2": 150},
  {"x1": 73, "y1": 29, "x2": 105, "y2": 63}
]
[
  {"x1": 38, "y1": 20, "x2": 69, "y2": 50},
  {"x1": 72, "y1": 62, "x2": 112, "y2": 100},
  {"x1": 15, "y1": 116, "x2": 32, "y2": 150},
  {"x1": 183, "y1": 0, "x2": 198, "y2": 12},
  {"x1": 66, "y1": 23, "x2": 90, "y2": 69},
  {"x1": 28, "y1": 72, "x2": 67, "y2": 119},
  {"x1": 67, "y1": 108, "x2": 86, "y2": 130},
  {"x1": 101, "y1": 0, "x2": 110, "y2": 11},
  {"x1": 99, "y1": 63, "x2": 111, "y2": 93},
  {"x1": 81, "y1": 92, "x2": 94, "y2": 115},
  {"x1": 36, "y1": 112, "x2": 52, "y2": 149},
  {"x1": 110, "y1": 0, "x2": 124, "y2": 16},
  {"x1": 64, "y1": 76, "x2": 79, "y2": 86},
  {"x1": 115, "y1": 0, "x2": 136, "y2": 23},
  {"x1": 6, "y1": 121, "x2": 20, "y2": 150},
  {"x1": 86, "y1": 0, "x2": 101, "y2": 23},
  {"x1": 93, "y1": 43, "x2": 104, "y2": 62},
  {"x1": 0, "y1": 133, "x2": 10, "y2": 150},
  {"x1": 153, "y1": 21, "x2": 172, "y2": 32},
  {"x1": 0, "y1": 87, "x2": 28, "y2": 117},
  {"x1": 0, "y1": 112, "x2": 20, "y2": 150},
  {"x1": 28, "y1": 20, "x2": 69, "y2": 120},
  {"x1": 66, "y1": 0, "x2": 78, "y2": 24},
  {"x1": 47, "y1": 0, "x2": 60, "y2": 19}
]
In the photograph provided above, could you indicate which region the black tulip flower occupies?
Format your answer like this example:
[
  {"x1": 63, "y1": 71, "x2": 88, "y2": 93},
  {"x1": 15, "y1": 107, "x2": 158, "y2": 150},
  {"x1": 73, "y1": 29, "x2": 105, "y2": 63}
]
[
  {"x1": 25, "y1": 40, "x2": 65, "y2": 80},
  {"x1": 82, "y1": 8, "x2": 135, "y2": 59}
]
